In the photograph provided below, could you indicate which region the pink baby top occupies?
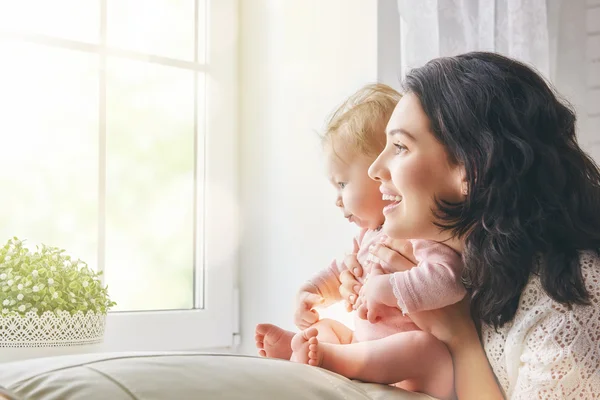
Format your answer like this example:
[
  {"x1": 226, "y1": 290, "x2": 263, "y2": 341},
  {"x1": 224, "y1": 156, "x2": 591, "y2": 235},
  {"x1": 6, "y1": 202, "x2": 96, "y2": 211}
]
[{"x1": 310, "y1": 228, "x2": 466, "y2": 342}]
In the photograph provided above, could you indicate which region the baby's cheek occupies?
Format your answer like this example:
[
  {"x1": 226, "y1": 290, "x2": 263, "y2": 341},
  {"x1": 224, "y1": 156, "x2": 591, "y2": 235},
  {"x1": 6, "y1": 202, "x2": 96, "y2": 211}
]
[{"x1": 351, "y1": 193, "x2": 375, "y2": 213}]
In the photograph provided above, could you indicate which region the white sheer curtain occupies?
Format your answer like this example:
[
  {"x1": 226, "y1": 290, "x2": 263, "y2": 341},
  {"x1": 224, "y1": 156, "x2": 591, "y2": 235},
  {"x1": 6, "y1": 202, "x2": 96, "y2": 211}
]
[{"x1": 396, "y1": 0, "x2": 598, "y2": 150}]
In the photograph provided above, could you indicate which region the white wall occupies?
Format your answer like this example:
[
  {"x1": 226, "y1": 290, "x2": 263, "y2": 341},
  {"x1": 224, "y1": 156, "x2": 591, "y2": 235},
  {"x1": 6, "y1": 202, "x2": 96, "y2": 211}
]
[
  {"x1": 238, "y1": 0, "x2": 378, "y2": 355},
  {"x1": 552, "y1": 0, "x2": 600, "y2": 158},
  {"x1": 584, "y1": 2, "x2": 600, "y2": 160},
  {"x1": 377, "y1": 0, "x2": 402, "y2": 90}
]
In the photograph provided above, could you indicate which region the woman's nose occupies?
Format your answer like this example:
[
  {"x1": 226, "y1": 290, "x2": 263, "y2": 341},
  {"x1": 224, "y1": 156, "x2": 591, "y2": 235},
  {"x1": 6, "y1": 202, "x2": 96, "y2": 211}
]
[
  {"x1": 368, "y1": 152, "x2": 386, "y2": 181},
  {"x1": 335, "y1": 197, "x2": 343, "y2": 208}
]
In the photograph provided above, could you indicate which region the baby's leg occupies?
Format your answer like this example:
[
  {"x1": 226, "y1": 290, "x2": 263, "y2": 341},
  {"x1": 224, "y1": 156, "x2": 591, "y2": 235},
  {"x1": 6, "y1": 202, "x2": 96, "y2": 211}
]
[
  {"x1": 255, "y1": 324, "x2": 295, "y2": 359},
  {"x1": 257, "y1": 319, "x2": 353, "y2": 360},
  {"x1": 290, "y1": 319, "x2": 354, "y2": 364},
  {"x1": 294, "y1": 330, "x2": 454, "y2": 400},
  {"x1": 311, "y1": 318, "x2": 354, "y2": 345}
]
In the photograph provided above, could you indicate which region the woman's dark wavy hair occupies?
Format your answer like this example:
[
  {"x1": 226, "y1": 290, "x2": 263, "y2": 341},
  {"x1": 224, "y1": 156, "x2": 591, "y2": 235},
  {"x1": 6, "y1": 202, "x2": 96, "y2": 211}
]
[{"x1": 403, "y1": 52, "x2": 600, "y2": 328}]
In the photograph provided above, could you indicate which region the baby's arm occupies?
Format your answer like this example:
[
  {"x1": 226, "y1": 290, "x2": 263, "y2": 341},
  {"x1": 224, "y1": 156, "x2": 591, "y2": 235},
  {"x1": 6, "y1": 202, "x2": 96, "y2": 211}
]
[
  {"x1": 296, "y1": 259, "x2": 347, "y2": 329},
  {"x1": 308, "y1": 258, "x2": 345, "y2": 305},
  {"x1": 308, "y1": 231, "x2": 366, "y2": 305},
  {"x1": 389, "y1": 239, "x2": 466, "y2": 314},
  {"x1": 295, "y1": 233, "x2": 365, "y2": 329}
]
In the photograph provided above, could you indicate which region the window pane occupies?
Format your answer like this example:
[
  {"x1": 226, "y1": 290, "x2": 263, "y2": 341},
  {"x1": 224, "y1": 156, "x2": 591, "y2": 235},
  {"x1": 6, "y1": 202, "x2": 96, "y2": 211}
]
[
  {"x1": 0, "y1": 42, "x2": 98, "y2": 264},
  {"x1": 106, "y1": 58, "x2": 198, "y2": 311},
  {"x1": 107, "y1": 0, "x2": 197, "y2": 61},
  {"x1": 0, "y1": 1, "x2": 99, "y2": 43},
  {"x1": 197, "y1": 0, "x2": 207, "y2": 63}
]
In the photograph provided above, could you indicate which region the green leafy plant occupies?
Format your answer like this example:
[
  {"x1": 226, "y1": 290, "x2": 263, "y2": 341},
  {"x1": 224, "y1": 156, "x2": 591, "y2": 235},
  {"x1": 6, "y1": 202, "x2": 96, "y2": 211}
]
[{"x1": 0, "y1": 238, "x2": 116, "y2": 317}]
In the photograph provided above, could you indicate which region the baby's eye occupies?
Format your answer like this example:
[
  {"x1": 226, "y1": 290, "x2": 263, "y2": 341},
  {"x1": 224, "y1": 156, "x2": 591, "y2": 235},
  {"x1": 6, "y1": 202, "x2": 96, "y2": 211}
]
[
  {"x1": 394, "y1": 143, "x2": 408, "y2": 155},
  {"x1": 338, "y1": 182, "x2": 347, "y2": 189}
]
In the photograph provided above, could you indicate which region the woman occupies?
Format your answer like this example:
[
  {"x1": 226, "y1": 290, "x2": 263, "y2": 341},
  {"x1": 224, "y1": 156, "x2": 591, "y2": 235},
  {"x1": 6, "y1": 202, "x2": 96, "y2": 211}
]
[{"x1": 342, "y1": 52, "x2": 600, "y2": 399}]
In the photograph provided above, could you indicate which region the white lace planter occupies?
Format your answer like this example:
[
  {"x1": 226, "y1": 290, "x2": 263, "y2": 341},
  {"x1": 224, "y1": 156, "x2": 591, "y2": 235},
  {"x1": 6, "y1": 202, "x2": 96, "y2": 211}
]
[{"x1": 0, "y1": 310, "x2": 106, "y2": 363}]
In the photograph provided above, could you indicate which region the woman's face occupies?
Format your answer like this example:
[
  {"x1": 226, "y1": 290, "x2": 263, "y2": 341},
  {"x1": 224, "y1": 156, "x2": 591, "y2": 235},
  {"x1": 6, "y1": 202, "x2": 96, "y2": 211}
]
[{"x1": 368, "y1": 93, "x2": 465, "y2": 241}]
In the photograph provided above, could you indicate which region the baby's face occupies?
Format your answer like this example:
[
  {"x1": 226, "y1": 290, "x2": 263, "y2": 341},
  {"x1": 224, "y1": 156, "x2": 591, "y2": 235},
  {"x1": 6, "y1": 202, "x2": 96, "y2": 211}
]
[{"x1": 324, "y1": 146, "x2": 389, "y2": 230}]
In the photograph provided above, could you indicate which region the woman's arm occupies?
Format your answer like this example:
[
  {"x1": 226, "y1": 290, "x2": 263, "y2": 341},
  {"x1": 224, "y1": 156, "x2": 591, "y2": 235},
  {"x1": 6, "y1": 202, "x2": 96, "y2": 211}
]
[
  {"x1": 353, "y1": 241, "x2": 505, "y2": 400},
  {"x1": 339, "y1": 244, "x2": 504, "y2": 399},
  {"x1": 435, "y1": 307, "x2": 505, "y2": 400}
]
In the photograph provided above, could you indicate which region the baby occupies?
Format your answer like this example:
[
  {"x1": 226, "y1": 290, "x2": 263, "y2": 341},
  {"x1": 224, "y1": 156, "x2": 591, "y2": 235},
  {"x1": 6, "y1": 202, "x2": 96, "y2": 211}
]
[{"x1": 255, "y1": 84, "x2": 465, "y2": 400}]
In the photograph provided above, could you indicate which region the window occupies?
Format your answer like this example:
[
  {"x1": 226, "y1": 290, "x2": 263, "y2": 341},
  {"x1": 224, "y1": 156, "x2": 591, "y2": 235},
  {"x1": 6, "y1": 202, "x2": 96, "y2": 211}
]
[{"x1": 0, "y1": 0, "x2": 237, "y2": 351}]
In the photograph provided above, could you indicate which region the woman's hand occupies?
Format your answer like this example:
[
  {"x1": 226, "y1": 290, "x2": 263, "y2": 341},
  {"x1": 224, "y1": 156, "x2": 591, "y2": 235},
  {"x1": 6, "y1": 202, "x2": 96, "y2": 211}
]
[
  {"x1": 339, "y1": 239, "x2": 363, "y2": 312},
  {"x1": 370, "y1": 238, "x2": 417, "y2": 271},
  {"x1": 339, "y1": 237, "x2": 416, "y2": 312},
  {"x1": 354, "y1": 238, "x2": 416, "y2": 320},
  {"x1": 354, "y1": 263, "x2": 398, "y2": 323}
]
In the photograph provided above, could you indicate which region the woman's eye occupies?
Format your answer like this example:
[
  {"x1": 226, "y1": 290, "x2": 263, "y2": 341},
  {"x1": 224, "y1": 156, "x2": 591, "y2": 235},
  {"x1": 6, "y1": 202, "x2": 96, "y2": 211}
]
[
  {"x1": 394, "y1": 143, "x2": 408, "y2": 155},
  {"x1": 338, "y1": 182, "x2": 347, "y2": 189}
]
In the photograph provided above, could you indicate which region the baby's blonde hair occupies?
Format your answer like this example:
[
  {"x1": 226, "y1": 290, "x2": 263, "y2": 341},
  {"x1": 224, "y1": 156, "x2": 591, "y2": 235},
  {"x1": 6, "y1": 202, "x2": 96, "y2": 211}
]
[{"x1": 323, "y1": 83, "x2": 401, "y2": 159}]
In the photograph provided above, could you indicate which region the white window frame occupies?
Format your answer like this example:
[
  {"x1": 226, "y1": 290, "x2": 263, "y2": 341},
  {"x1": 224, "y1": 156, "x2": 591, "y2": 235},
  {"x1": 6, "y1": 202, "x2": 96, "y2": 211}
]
[{"x1": 0, "y1": 0, "x2": 238, "y2": 351}]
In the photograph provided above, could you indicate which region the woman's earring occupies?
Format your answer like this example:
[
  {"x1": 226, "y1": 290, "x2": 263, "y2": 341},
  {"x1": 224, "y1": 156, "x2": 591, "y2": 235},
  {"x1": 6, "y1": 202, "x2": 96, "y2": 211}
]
[{"x1": 461, "y1": 183, "x2": 468, "y2": 196}]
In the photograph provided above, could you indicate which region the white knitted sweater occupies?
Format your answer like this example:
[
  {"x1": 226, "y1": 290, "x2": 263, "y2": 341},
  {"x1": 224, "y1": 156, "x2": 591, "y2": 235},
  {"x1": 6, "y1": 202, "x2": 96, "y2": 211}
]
[{"x1": 482, "y1": 251, "x2": 600, "y2": 399}]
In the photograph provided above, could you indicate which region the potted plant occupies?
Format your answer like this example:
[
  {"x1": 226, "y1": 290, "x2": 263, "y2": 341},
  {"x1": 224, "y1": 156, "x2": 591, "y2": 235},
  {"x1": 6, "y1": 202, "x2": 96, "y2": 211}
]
[{"x1": 0, "y1": 238, "x2": 115, "y2": 362}]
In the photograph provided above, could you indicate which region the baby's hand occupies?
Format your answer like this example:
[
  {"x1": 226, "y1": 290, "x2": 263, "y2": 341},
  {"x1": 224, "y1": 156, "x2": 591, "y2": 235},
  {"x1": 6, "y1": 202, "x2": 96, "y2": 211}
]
[
  {"x1": 294, "y1": 286, "x2": 324, "y2": 330},
  {"x1": 356, "y1": 263, "x2": 397, "y2": 323}
]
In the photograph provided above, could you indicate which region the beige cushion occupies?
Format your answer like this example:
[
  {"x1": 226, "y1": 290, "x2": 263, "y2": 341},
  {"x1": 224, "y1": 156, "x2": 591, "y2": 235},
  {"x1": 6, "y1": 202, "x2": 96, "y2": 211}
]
[{"x1": 0, "y1": 352, "x2": 435, "y2": 400}]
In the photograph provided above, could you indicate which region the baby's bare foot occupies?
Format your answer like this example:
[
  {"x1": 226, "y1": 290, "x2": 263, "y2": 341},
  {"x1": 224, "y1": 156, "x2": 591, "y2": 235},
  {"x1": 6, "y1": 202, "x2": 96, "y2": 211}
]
[
  {"x1": 290, "y1": 327, "x2": 323, "y2": 367},
  {"x1": 255, "y1": 323, "x2": 294, "y2": 359}
]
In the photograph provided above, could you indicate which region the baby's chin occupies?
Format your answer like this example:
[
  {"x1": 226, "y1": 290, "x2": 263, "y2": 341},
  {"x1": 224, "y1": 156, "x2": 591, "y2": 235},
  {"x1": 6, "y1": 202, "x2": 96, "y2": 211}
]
[{"x1": 353, "y1": 217, "x2": 384, "y2": 230}]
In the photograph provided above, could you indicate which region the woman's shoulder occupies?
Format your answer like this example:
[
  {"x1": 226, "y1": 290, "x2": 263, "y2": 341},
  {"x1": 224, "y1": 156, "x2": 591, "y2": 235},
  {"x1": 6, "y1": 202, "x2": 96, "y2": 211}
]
[
  {"x1": 579, "y1": 250, "x2": 600, "y2": 304},
  {"x1": 489, "y1": 250, "x2": 600, "y2": 355},
  {"x1": 518, "y1": 250, "x2": 600, "y2": 311},
  {"x1": 485, "y1": 250, "x2": 600, "y2": 398},
  {"x1": 579, "y1": 249, "x2": 600, "y2": 288},
  {"x1": 484, "y1": 250, "x2": 600, "y2": 343}
]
